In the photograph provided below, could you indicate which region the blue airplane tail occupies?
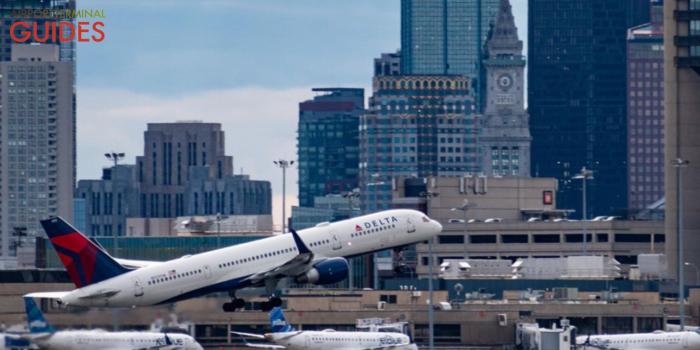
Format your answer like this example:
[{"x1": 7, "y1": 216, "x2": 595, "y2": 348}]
[
  {"x1": 270, "y1": 307, "x2": 297, "y2": 333},
  {"x1": 24, "y1": 297, "x2": 56, "y2": 334}
]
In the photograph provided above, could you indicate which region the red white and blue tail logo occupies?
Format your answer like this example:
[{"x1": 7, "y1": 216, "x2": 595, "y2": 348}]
[{"x1": 41, "y1": 217, "x2": 131, "y2": 288}]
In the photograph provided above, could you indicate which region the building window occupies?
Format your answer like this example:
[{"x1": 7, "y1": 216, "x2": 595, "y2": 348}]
[{"x1": 496, "y1": 94, "x2": 515, "y2": 105}]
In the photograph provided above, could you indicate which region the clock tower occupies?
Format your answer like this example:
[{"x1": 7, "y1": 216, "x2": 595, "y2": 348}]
[{"x1": 480, "y1": 0, "x2": 531, "y2": 177}]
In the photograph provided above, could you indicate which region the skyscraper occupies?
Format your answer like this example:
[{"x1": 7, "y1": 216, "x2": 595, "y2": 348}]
[
  {"x1": 297, "y1": 88, "x2": 364, "y2": 208},
  {"x1": 136, "y1": 122, "x2": 234, "y2": 218},
  {"x1": 480, "y1": 0, "x2": 531, "y2": 177},
  {"x1": 0, "y1": 1, "x2": 76, "y2": 63},
  {"x1": 360, "y1": 75, "x2": 477, "y2": 212},
  {"x1": 664, "y1": 0, "x2": 700, "y2": 281},
  {"x1": 627, "y1": 1, "x2": 664, "y2": 210},
  {"x1": 0, "y1": 44, "x2": 74, "y2": 266},
  {"x1": 528, "y1": 0, "x2": 649, "y2": 218},
  {"x1": 400, "y1": 0, "x2": 500, "y2": 111}
]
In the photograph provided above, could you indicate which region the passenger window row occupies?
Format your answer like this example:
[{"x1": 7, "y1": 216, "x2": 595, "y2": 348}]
[
  {"x1": 148, "y1": 269, "x2": 202, "y2": 285},
  {"x1": 351, "y1": 224, "x2": 396, "y2": 238},
  {"x1": 310, "y1": 240, "x2": 329, "y2": 247},
  {"x1": 218, "y1": 247, "x2": 299, "y2": 269}
]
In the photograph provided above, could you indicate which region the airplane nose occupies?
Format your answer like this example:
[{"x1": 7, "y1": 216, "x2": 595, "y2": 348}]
[{"x1": 432, "y1": 220, "x2": 443, "y2": 234}]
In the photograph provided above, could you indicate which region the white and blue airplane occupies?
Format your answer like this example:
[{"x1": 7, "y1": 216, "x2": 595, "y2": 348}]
[
  {"x1": 233, "y1": 307, "x2": 417, "y2": 350},
  {"x1": 0, "y1": 333, "x2": 30, "y2": 350},
  {"x1": 28, "y1": 209, "x2": 442, "y2": 312},
  {"x1": 577, "y1": 331, "x2": 700, "y2": 350},
  {"x1": 21, "y1": 297, "x2": 203, "y2": 350}
]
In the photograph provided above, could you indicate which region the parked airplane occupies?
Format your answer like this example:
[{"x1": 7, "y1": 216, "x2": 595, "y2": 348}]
[
  {"x1": 577, "y1": 330, "x2": 700, "y2": 350},
  {"x1": 28, "y1": 209, "x2": 442, "y2": 312},
  {"x1": 0, "y1": 333, "x2": 30, "y2": 350},
  {"x1": 21, "y1": 297, "x2": 203, "y2": 350},
  {"x1": 233, "y1": 307, "x2": 417, "y2": 350}
]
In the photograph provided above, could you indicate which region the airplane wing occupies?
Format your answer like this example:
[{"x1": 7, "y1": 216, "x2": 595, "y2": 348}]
[{"x1": 243, "y1": 229, "x2": 323, "y2": 285}]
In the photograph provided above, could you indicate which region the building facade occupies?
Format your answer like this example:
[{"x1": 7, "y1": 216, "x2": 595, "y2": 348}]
[
  {"x1": 75, "y1": 165, "x2": 141, "y2": 237},
  {"x1": 0, "y1": 44, "x2": 74, "y2": 266},
  {"x1": 664, "y1": 0, "x2": 700, "y2": 281},
  {"x1": 374, "y1": 51, "x2": 402, "y2": 77},
  {"x1": 0, "y1": 1, "x2": 76, "y2": 64},
  {"x1": 185, "y1": 167, "x2": 271, "y2": 216},
  {"x1": 297, "y1": 88, "x2": 364, "y2": 208},
  {"x1": 400, "y1": 0, "x2": 500, "y2": 111},
  {"x1": 627, "y1": 1, "x2": 665, "y2": 211},
  {"x1": 360, "y1": 76, "x2": 478, "y2": 212},
  {"x1": 528, "y1": 0, "x2": 650, "y2": 219},
  {"x1": 75, "y1": 123, "x2": 271, "y2": 238},
  {"x1": 136, "y1": 122, "x2": 234, "y2": 218},
  {"x1": 480, "y1": 0, "x2": 531, "y2": 177}
]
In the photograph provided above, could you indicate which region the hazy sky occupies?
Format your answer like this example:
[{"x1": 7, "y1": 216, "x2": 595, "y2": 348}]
[{"x1": 77, "y1": 0, "x2": 528, "y2": 226}]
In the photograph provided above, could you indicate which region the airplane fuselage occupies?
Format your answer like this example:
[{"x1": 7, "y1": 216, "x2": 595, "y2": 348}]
[
  {"x1": 30, "y1": 331, "x2": 201, "y2": 350},
  {"x1": 268, "y1": 330, "x2": 416, "y2": 350},
  {"x1": 58, "y1": 209, "x2": 439, "y2": 308},
  {"x1": 577, "y1": 332, "x2": 700, "y2": 350}
]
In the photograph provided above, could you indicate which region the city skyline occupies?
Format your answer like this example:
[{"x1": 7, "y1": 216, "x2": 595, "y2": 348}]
[{"x1": 76, "y1": 0, "x2": 529, "y2": 226}]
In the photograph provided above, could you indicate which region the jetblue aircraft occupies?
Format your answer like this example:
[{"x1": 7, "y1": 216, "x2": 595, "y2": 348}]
[
  {"x1": 21, "y1": 297, "x2": 203, "y2": 350},
  {"x1": 0, "y1": 334, "x2": 30, "y2": 350},
  {"x1": 28, "y1": 209, "x2": 441, "y2": 312},
  {"x1": 577, "y1": 331, "x2": 700, "y2": 350},
  {"x1": 233, "y1": 307, "x2": 417, "y2": 350}
]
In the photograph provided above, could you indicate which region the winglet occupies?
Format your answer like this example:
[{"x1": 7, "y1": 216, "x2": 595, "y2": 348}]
[
  {"x1": 164, "y1": 333, "x2": 172, "y2": 346},
  {"x1": 289, "y1": 229, "x2": 311, "y2": 255}
]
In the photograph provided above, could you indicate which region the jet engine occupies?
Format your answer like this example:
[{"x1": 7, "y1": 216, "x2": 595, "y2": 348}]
[{"x1": 295, "y1": 258, "x2": 349, "y2": 285}]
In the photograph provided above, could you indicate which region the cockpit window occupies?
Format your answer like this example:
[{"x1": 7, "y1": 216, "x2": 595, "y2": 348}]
[{"x1": 422, "y1": 216, "x2": 430, "y2": 223}]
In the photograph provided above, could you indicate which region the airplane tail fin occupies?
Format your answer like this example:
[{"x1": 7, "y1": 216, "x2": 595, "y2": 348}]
[
  {"x1": 24, "y1": 297, "x2": 55, "y2": 334},
  {"x1": 40, "y1": 217, "x2": 131, "y2": 288},
  {"x1": 269, "y1": 307, "x2": 297, "y2": 333}
]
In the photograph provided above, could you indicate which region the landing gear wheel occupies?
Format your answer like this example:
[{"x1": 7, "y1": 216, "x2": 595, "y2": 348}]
[
  {"x1": 233, "y1": 298, "x2": 245, "y2": 309},
  {"x1": 260, "y1": 301, "x2": 272, "y2": 312},
  {"x1": 222, "y1": 302, "x2": 235, "y2": 312},
  {"x1": 270, "y1": 296, "x2": 283, "y2": 307},
  {"x1": 394, "y1": 265, "x2": 406, "y2": 274}
]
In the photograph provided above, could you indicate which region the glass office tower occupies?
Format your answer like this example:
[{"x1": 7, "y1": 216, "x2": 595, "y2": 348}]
[
  {"x1": 401, "y1": 0, "x2": 499, "y2": 111},
  {"x1": 528, "y1": 0, "x2": 650, "y2": 218}
]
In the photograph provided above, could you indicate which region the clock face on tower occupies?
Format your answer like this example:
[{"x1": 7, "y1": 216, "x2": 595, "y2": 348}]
[{"x1": 498, "y1": 74, "x2": 513, "y2": 90}]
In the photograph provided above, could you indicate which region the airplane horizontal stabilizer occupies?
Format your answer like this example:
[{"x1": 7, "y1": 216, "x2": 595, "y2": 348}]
[
  {"x1": 235, "y1": 334, "x2": 285, "y2": 349},
  {"x1": 24, "y1": 292, "x2": 70, "y2": 300},
  {"x1": 231, "y1": 331, "x2": 266, "y2": 339}
]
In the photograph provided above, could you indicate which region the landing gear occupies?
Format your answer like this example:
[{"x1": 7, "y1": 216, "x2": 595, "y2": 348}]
[
  {"x1": 393, "y1": 248, "x2": 407, "y2": 275},
  {"x1": 222, "y1": 291, "x2": 246, "y2": 313},
  {"x1": 259, "y1": 278, "x2": 284, "y2": 312},
  {"x1": 260, "y1": 296, "x2": 283, "y2": 312}
]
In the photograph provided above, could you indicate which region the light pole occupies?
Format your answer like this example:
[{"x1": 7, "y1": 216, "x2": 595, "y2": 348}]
[
  {"x1": 452, "y1": 199, "x2": 476, "y2": 259},
  {"x1": 367, "y1": 174, "x2": 386, "y2": 289},
  {"x1": 216, "y1": 212, "x2": 221, "y2": 249},
  {"x1": 420, "y1": 189, "x2": 439, "y2": 350},
  {"x1": 685, "y1": 262, "x2": 700, "y2": 286},
  {"x1": 105, "y1": 152, "x2": 125, "y2": 253},
  {"x1": 273, "y1": 159, "x2": 294, "y2": 233},
  {"x1": 343, "y1": 188, "x2": 361, "y2": 295},
  {"x1": 104, "y1": 152, "x2": 125, "y2": 167},
  {"x1": 672, "y1": 158, "x2": 690, "y2": 330},
  {"x1": 573, "y1": 167, "x2": 594, "y2": 255}
]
